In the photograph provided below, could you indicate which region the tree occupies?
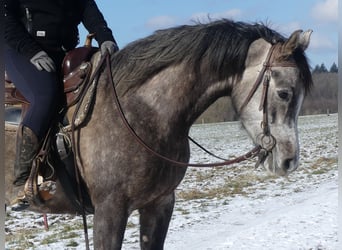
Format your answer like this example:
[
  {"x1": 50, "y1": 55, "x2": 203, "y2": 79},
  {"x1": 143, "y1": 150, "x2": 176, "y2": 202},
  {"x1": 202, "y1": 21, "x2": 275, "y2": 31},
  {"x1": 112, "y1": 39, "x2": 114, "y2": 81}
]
[
  {"x1": 319, "y1": 63, "x2": 328, "y2": 73},
  {"x1": 312, "y1": 63, "x2": 328, "y2": 73},
  {"x1": 329, "y1": 62, "x2": 338, "y2": 73},
  {"x1": 312, "y1": 64, "x2": 321, "y2": 73}
]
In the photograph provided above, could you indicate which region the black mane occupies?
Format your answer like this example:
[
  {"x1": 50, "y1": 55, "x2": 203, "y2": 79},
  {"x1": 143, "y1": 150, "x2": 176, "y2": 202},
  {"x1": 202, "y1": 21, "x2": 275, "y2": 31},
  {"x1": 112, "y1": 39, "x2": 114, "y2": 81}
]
[{"x1": 112, "y1": 19, "x2": 312, "y2": 94}]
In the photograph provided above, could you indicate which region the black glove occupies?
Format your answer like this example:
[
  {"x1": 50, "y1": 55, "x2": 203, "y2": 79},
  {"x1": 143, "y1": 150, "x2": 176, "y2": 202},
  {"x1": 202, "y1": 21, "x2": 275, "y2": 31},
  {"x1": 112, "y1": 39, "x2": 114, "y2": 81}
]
[
  {"x1": 30, "y1": 51, "x2": 56, "y2": 72},
  {"x1": 100, "y1": 41, "x2": 119, "y2": 55}
]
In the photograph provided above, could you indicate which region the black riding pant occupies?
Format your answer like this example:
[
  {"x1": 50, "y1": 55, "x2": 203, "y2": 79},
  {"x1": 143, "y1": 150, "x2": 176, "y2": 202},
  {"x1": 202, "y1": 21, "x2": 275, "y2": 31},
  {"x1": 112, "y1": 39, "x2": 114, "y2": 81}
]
[{"x1": 5, "y1": 45, "x2": 65, "y2": 141}]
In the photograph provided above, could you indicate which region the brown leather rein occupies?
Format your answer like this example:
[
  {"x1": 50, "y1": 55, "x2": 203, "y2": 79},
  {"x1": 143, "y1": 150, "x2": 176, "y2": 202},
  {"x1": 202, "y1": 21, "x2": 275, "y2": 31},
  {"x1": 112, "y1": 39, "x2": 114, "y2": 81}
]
[{"x1": 88, "y1": 44, "x2": 297, "y2": 168}]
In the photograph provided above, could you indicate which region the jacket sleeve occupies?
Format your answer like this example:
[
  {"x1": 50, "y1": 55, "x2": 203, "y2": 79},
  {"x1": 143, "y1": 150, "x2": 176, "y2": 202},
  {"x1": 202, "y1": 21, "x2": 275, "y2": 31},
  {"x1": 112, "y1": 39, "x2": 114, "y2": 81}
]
[
  {"x1": 4, "y1": 0, "x2": 42, "y2": 59},
  {"x1": 81, "y1": 0, "x2": 118, "y2": 48}
]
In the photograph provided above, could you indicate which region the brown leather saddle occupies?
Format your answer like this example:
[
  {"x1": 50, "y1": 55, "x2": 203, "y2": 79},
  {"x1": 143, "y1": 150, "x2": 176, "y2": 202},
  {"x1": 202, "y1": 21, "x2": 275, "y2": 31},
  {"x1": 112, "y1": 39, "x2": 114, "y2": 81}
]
[{"x1": 5, "y1": 34, "x2": 98, "y2": 111}]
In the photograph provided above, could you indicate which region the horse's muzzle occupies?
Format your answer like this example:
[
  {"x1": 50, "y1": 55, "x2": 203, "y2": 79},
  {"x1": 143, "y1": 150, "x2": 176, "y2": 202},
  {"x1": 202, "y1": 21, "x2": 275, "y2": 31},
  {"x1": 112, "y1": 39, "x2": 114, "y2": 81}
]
[{"x1": 262, "y1": 150, "x2": 299, "y2": 177}]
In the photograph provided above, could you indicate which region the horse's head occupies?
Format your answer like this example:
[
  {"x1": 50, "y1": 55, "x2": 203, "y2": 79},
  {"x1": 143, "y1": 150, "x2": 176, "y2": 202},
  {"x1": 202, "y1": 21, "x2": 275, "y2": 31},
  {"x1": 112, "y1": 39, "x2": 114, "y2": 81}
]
[{"x1": 233, "y1": 30, "x2": 313, "y2": 176}]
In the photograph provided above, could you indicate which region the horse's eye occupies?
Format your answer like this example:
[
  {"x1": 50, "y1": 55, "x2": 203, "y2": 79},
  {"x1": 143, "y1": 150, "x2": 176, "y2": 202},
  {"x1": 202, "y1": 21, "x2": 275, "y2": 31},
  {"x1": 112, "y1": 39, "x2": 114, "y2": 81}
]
[{"x1": 277, "y1": 90, "x2": 290, "y2": 101}]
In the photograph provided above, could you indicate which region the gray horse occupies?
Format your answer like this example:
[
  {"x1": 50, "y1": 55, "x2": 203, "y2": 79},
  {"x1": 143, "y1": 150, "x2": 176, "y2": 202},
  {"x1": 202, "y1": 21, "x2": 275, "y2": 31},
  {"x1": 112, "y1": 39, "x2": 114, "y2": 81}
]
[{"x1": 5, "y1": 19, "x2": 313, "y2": 249}]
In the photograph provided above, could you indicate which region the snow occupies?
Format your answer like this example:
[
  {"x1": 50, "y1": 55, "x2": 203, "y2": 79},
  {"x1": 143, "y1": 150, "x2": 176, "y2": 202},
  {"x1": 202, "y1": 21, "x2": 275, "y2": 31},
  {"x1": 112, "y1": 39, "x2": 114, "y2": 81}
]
[
  {"x1": 5, "y1": 114, "x2": 339, "y2": 249},
  {"x1": 166, "y1": 180, "x2": 337, "y2": 250}
]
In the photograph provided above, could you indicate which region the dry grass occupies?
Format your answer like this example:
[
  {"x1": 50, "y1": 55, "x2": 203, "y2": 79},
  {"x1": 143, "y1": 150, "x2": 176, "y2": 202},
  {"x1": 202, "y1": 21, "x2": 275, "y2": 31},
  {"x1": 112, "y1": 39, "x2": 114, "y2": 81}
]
[{"x1": 177, "y1": 170, "x2": 277, "y2": 200}]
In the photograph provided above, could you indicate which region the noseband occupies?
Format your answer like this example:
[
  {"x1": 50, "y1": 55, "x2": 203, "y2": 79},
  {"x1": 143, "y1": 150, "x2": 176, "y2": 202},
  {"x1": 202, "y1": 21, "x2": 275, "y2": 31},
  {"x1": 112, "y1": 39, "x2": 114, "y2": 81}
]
[{"x1": 239, "y1": 44, "x2": 298, "y2": 162}]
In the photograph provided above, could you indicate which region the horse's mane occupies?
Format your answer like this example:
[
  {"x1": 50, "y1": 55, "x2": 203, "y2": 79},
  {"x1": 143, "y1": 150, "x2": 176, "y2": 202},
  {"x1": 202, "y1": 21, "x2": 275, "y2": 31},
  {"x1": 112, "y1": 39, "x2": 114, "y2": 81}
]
[{"x1": 112, "y1": 19, "x2": 312, "y2": 94}]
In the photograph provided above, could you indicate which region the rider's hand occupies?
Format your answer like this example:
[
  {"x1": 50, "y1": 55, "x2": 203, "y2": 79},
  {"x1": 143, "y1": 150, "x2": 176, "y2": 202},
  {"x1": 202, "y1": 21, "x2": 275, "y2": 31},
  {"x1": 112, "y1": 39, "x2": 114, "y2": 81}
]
[
  {"x1": 100, "y1": 41, "x2": 119, "y2": 55},
  {"x1": 30, "y1": 51, "x2": 56, "y2": 72}
]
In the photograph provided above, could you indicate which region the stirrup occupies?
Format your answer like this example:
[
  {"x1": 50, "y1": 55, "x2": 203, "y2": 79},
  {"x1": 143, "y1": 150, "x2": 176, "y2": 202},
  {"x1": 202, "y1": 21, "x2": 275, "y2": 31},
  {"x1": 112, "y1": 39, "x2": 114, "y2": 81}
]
[
  {"x1": 25, "y1": 175, "x2": 57, "y2": 204},
  {"x1": 38, "y1": 180, "x2": 57, "y2": 201}
]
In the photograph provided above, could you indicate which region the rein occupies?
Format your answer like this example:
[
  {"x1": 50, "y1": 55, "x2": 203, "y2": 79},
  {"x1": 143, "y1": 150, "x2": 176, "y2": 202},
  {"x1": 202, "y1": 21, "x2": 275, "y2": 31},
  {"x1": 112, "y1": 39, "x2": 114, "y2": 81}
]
[
  {"x1": 104, "y1": 44, "x2": 297, "y2": 168},
  {"x1": 104, "y1": 54, "x2": 264, "y2": 168},
  {"x1": 72, "y1": 43, "x2": 297, "y2": 171},
  {"x1": 70, "y1": 52, "x2": 109, "y2": 250}
]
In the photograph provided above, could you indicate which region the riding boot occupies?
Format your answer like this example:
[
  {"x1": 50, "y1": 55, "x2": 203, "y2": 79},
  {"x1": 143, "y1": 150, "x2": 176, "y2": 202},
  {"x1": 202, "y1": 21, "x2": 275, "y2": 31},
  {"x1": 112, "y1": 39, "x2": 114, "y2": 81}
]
[{"x1": 11, "y1": 125, "x2": 40, "y2": 211}]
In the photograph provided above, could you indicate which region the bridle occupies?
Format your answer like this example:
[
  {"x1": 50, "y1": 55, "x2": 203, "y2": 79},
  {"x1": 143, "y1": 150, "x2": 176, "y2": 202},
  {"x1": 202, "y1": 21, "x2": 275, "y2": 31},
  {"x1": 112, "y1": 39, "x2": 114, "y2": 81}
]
[
  {"x1": 239, "y1": 43, "x2": 298, "y2": 163},
  {"x1": 86, "y1": 43, "x2": 298, "y2": 168},
  {"x1": 239, "y1": 45, "x2": 279, "y2": 157}
]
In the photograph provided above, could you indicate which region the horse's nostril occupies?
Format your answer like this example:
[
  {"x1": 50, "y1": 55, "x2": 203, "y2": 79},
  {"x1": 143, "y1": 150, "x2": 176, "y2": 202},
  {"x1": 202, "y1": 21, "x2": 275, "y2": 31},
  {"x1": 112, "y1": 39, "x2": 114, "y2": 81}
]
[
  {"x1": 283, "y1": 158, "x2": 296, "y2": 172},
  {"x1": 283, "y1": 159, "x2": 291, "y2": 170}
]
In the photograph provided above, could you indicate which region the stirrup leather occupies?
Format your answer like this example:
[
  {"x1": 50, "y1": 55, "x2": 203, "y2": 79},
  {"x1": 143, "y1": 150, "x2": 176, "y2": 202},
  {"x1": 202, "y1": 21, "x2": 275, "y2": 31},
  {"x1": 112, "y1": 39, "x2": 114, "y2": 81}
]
[{"x1": 24, "y1": 127, "x2": 57, "y2": 205}]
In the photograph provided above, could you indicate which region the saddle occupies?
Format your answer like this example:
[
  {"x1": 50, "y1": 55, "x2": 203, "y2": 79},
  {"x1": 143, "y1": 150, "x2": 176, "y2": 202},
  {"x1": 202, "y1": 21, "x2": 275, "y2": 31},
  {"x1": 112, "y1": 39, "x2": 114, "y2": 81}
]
[
  {"x1": 5, "y1": 34, "x2": 100, "y2": 213},
  {"x1": 5, "y1": 35, "x2": 98, "y2": 109}
]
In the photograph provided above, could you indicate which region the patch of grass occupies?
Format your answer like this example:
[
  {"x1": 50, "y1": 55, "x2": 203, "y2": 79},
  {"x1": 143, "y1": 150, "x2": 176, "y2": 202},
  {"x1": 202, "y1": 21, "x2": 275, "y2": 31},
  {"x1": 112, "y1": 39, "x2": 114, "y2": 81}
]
[
  {"x1": 40, "y1": 234, "x2": 57, "y2": 245},
  {"x1": 312, "y1": 157, "x2": 336, "y2": 166},
  {"x1": 60, "y1": 222, "x2": 85, "y2": 232},
  {"x1": 66, "y1": 240, "x2": 79, "y2": 247},
  {"x1": 194, "y1": 171, "x2": 212, "y2": 182},
  {"x1": 39, "y1": 222, "x2": 83, "y2": 245},
  {"x1": 177, "y1": 172, "x2": 276, "y2": 200},
  {"x1": 301, "y1": 157, "x2": 337, "y2": 178},
  {"x1": 41, "y1": 232, "x2": 80, "y2": 246},
  {"x1": 175, "y1": 207, "x2": 190, "y2": 215},
  {"x1": 5, "y1": 228, "x2": 39, "y2": 249},
  {"x1": 41, "y1": 231, "x2": 80, "y2": 245},
  {"x1": 312, "y1": 169, "x2": 327, "y2": 175},
  {"x1": 61, "y1": 231, "x2": 80, "y2": 240},
  {"x1": 293, "y1": 187, "x2": 302, "y2": 193},
  {"x1": 126, "y1": 221, "x2": 136, "y2": 229},
  {"x1": 309, "y1": 157, "x2": 337, "y2": 172},
  {"x1": 177, "y1": 189, "x2": 209, "y2": 200}
]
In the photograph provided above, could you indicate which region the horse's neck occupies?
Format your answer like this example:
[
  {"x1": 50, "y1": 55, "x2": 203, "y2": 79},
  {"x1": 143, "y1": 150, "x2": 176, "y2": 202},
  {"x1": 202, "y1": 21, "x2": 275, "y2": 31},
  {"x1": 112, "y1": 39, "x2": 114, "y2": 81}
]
[{"x1": 133, "y1": 64, "x2": 233, "y2": 130}]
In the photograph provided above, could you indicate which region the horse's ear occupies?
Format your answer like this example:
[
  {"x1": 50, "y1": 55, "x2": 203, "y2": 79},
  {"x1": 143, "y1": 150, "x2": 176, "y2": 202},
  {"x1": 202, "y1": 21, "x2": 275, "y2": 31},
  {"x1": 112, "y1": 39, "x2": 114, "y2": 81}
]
[
  {"x1": 298, "y1": 29, "x2": 313, "y2": 51},
  {"x1": 282, "y1": 29, "x2": 312, "y2": 56},
  {"x1": 282, "y1": 30, "x2": 302, "y2": 56}
]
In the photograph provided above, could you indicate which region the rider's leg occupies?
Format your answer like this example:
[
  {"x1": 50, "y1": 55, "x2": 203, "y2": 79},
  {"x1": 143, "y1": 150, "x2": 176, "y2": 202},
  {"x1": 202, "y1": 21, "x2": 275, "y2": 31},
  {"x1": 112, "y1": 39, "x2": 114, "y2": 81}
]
[{"x1": 5, "y1": 45, "x2": 64, "y2": 211}]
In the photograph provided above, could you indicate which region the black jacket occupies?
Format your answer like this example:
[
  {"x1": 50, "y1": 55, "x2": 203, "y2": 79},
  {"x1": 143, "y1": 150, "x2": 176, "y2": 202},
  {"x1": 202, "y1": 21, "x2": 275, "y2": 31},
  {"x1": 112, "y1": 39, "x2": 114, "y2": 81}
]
[{"x1": 5, "y1": 0, "x2": 117, "y2": 59}]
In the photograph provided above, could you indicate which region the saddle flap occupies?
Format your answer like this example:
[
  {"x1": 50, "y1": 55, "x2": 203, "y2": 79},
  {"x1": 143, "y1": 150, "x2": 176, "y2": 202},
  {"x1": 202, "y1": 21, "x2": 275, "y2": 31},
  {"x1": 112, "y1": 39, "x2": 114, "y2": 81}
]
[
  {"x1": 64, "y1": 62, "x2": 91, "y2": 92},
  {"x1": 62, "y1": 46, "x2": 99, "y2": 107},
  {"x1": 63, "y1": 62, "x2": 92, "y2": 106}
]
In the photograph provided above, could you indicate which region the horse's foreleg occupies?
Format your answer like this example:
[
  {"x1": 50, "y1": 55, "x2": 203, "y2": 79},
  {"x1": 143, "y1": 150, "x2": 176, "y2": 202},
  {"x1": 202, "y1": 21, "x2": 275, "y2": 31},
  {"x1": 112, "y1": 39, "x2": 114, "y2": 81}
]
[
  {"x1": 139, "y1": 192, "x2": 175, "y2": 250},
  {"x1": 93, "y1": 199, "x2": 128, "y2": 250}
]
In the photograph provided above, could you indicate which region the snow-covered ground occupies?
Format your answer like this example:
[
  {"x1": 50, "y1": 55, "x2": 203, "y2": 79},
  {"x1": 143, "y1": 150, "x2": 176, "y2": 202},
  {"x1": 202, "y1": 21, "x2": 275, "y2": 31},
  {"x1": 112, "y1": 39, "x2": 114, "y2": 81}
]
[{"x1": 5, "y1": 114, "x2": 338, "y2": 249}]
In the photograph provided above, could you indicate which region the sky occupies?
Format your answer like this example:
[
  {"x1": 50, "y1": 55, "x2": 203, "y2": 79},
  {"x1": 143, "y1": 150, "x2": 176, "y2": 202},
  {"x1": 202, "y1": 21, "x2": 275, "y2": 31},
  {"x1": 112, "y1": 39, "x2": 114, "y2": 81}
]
[{"x1": 80, "y1": 0, "x2": 338, "y2": 69}]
